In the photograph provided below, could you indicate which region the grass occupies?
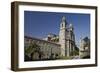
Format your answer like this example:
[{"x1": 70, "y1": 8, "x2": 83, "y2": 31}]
[{"x1": 59, "y1": 56, "x2": 73, "y2": 60}]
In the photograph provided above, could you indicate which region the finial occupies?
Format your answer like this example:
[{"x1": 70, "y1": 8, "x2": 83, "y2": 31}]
[
  {"x1": 69, "y1": 23, "x2": 73, "y2": 28},
  {"x1": 69, "y1": 23, "x2": 74, "y2": 31},
  {"x1": 62, "y1": 16, "x2": 66, "y2": 21}
]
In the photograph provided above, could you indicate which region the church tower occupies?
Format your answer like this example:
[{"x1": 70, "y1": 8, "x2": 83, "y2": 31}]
[
  {"x1": 69, "y1": 23, "x2": 75, "y2": 42},
  {"x1": 68, "y1": 23, "x2": 75, "y2": 56},
  {"x1": 59, "y1": 16, "x2": 67, "y2": 56},
  {"x1": 59, "y1": 16, "x2": 76, "y2": 57}
]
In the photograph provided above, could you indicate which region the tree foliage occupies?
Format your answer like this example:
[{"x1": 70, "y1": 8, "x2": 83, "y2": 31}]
[{"x1": 25, "y1": 43, "x2": 40, "y2": 55}]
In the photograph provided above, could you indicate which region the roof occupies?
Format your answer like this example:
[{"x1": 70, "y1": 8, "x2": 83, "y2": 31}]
[{"x1": 82, "y1": 37, "x2": 90, "y2": 42}]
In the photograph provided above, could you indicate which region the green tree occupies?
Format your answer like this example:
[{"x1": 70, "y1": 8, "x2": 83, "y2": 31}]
[{"x1": 25, "y1": 43, "x2": 40, "y2": 56}]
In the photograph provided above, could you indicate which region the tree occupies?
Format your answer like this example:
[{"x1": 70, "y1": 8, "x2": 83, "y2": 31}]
[{"x1": 25, "y1": 43, "x2": 40, "y2": 60}]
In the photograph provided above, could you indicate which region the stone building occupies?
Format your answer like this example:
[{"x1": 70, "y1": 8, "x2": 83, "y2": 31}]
[
  {"x1": 59, "y1": 16, "x2": 76, "y2": 57},
  {"x1": 24, "y1": 16, "x2": 78, "y2": 61},
  {"x1": 79, "y1": 37, "x2": 90, "y2": 58},
  {"x1": 43, "y1": 33, "x2": 59, "y2": 44},
  {"x1": 24, "y1": 36, "x2": 61, "y2": 61},
  {"x1": 43, "y1": 16, "x2": 77, "y2": 57}
]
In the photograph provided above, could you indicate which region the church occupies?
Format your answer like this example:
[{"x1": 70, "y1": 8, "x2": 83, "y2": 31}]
[
  {"x1": 24, "y1": 16, "x2": 79, "y2": 61},
  {"x1": 59, "y1": 16, "x2": 76, "y2": 57}
]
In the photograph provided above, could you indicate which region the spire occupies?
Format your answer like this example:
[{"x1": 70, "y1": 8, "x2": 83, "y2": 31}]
[
  {"x1": 69, "y1": 23, "x2": 73, "y2": 27},
  {"x1": 62, "y1": 16, "x2": 66, "y2": 22},
  {"x1": 60, "y1": 16, "x2": 67, "y2": 29},
  {"x1": 69, "y1": 23, "x2": 74, "y2": 31}
]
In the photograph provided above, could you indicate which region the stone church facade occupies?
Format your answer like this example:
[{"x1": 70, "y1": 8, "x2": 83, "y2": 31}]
[
  {"x1": 24, "y1": 16, "x2": 78, "y2": 61},
  {"x1": 59, "y1": 16, "x2": 76, "y2": 57}
]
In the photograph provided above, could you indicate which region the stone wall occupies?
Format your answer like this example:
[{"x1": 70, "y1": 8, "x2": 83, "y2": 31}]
[{"x1": 24, "y1": 36, "x2": 61, "y2": 61}]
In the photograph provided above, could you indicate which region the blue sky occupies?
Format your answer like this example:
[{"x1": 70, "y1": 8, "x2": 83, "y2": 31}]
[{"x1": 24, "y1": 11, "x2": 90, "y2": 47}]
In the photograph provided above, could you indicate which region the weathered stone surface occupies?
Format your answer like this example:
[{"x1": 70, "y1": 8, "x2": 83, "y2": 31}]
[{"x1": 24, "y1": 16, "x2": 80, "y2": 61}]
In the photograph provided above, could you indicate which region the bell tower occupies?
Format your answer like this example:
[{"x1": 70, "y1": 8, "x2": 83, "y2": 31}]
[{"x1": 59, "y1": 16, "x2": 67, "y2": 56}]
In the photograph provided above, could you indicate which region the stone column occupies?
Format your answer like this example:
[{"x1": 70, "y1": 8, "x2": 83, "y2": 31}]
[
  {"x1": 73, "y1": 42, "x2": 75, "y2": 55},
  {"x1": 67, "y1": 40, "x2": 70, "y2": 57},
  {"x1": 69, "y1": 41, "x2": 71, "y2": 56}
]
